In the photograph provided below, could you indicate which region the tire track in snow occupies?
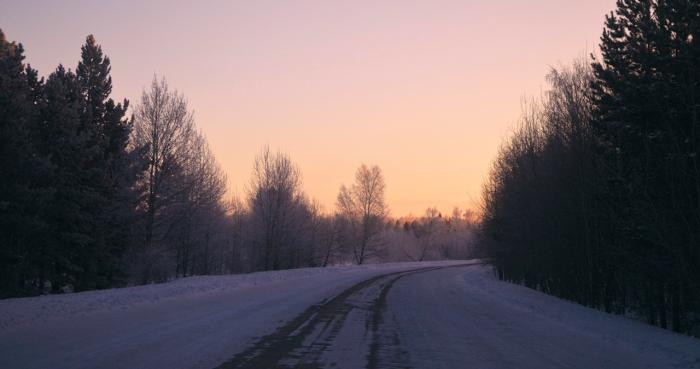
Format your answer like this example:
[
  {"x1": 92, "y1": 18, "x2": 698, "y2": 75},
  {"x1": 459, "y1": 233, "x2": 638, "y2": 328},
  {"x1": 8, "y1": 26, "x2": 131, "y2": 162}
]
[{"x1": 214, "y1": 263, "x2": 479, "y2": 369}]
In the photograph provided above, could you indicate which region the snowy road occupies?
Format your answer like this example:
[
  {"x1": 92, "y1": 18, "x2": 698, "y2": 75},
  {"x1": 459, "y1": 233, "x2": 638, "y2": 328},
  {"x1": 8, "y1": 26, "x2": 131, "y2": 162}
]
[
  {"x1": 218, "y1": 264, "x2": 700, "y2": 369},
  {"x1": 1, "y1": 261, "x2": 699, "y2": 369},
  {"x1": 0, "y1": 261, "x2": 464, "y2": 369},
  {"x1": 386, "y1": 266, "x2": 700, "y2": 369}
]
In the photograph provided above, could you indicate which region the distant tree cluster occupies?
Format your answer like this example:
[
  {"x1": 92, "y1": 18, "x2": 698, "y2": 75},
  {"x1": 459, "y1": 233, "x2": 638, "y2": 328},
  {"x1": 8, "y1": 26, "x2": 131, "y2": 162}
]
[
  {"x1": 480, "y1": 0, "x2": 700, "y2": 335},
  {"x1": 226, "y1": 159, "x2": 478, "y2": 271},
  {"x1": 384, "y1": 207, "x2": 478, "y2": 262}
]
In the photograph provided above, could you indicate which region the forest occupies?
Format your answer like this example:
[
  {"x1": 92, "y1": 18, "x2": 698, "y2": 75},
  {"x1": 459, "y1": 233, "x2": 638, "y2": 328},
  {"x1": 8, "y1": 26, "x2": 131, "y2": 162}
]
[
  {"x1": 0, "y1": 31, "x2": 476, "y2": 298},
  {"x1": 480, "y1": 0, "x2": 700, "y2": 335}
]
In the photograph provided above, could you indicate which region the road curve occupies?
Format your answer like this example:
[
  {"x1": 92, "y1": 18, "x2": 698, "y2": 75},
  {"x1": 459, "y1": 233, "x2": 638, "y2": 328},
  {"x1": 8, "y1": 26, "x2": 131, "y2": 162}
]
[
  {"x1": 3, "y1": 262, "x2": 697, "y2": 369},
  {"x1": 218, "y1": 264, "x2": 700, "y2": 369},
  {"x1": 0, "y1": 261, "x2": 466, "y2": 369},
  {"x1": 215, "y1": 265, "x2": 467, "y2": 369}
]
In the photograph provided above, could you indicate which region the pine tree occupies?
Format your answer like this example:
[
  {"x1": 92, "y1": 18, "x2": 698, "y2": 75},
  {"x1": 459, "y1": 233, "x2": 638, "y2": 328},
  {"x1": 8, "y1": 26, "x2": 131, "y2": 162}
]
[
  {"x1": 0, "y1": 29, "x2": 52, "y2": 297},
  {"x1": 40, "y1": 65, "x2": 102, "y2": 292},
  {"x1": 592, "y1": 0, "x2": 700, "y2": 332},
  {"x1": 72, "y1": 35, "x2": 134, "y2": 289}
]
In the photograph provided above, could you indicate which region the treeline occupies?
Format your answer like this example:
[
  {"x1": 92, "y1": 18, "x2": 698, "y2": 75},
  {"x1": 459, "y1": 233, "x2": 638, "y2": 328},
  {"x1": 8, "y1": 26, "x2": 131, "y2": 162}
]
[
  {"x1": 480, "y1": 0, "x2": 700, "y2": 335},
  {"x1": 0, "y1": 30, "x2": 476, "y2": 298},
  {"x1": 1, "y1": 32, "x2": 138, "y2": 296}
]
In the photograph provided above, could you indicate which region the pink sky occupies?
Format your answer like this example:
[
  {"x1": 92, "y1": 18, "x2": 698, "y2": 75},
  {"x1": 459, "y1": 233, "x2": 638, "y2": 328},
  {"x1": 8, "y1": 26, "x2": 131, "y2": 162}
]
[{"x1": 1, "y1": 0, "x2": 615, "y2": 216}]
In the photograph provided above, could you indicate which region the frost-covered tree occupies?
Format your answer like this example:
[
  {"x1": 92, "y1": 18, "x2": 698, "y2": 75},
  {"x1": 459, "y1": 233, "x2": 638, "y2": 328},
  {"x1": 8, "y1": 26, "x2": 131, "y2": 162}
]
[
  {"x1": 130, "y1": 76, "x2": 227, "y2": 282},
  {"x1": 132, "y1": 77, "x2": 194, "y2": 251},
  {"x1": 336, "y1": 164, "x2": 387, "y2": 264},
  {"x1": 246, "y1": 147, "x2": 309, "y2": 271}
]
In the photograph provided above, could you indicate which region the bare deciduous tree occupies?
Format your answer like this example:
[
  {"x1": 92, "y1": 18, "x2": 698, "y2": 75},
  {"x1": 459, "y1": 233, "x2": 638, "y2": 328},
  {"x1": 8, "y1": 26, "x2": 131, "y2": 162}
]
[
  {"x1": 130, "y1": 76, "x2": 227, "y2": 283},
  {"x1": 317, "y1": 216, "x2": 338, "y2": 267},
  {"x1": 336, "y1": 164, "x2": 387, "y2": 264},
  {"x1": 416, "y1": 207, "x2": 440, "y2": 261},
  {"x1": 132, "y1": 76, "x2": 195, "y2": 252},
  {"x1": 247, "y1": 146, "x2": 306, "y2": 271}
]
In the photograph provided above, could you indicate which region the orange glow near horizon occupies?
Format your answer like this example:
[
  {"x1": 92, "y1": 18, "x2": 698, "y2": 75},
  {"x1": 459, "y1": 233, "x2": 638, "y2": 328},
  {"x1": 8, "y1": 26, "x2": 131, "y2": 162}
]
[{"x1": 2, "y1": 0, "x2": 616, "y2": 216}]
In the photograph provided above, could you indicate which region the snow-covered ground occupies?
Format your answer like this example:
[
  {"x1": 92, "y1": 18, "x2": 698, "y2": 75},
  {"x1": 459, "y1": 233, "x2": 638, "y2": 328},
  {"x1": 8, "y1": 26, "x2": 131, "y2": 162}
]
[
  {"x1": 1, "y1": 261, "x2": 699, "y2": 369},
  {"x1": 0, "y1": 260, "x2": 465, "y2": 369},
  {"x1": 386, "y1": 265, "x2": 700, "y2": 369}
]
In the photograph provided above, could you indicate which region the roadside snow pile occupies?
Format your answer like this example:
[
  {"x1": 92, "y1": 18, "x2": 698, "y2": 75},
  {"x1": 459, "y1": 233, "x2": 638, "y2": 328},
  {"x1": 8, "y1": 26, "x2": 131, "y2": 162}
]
[{"x1": 0, "y1": 260, "x2": 469, "y2": 332}]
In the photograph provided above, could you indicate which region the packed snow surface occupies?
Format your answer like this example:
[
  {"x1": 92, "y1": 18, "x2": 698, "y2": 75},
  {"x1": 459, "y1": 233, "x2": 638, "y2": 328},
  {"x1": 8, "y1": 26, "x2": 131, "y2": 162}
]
[
  {"x1": 1, "y1": 260, "x2": 699, "y2": 369},
  {"x1": 386, "y1": 266, "x2": 700, "y2": 369}
]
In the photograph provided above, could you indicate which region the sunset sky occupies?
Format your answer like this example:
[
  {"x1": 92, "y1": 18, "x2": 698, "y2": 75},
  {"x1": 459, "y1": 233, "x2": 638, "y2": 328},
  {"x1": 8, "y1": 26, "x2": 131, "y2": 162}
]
[{"x1": 2, "y1": 0, "x2": 616, "y2": 216}]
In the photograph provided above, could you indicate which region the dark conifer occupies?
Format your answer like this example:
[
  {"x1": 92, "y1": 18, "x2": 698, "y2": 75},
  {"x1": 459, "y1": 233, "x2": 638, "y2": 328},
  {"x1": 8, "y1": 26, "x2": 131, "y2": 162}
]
[
  {"x1": 0, "y1": 29, "x2": 52, "y2": 297},
  {"x1": 592, "y1": 0, "x2": 700, "y2": 332},
  {"x1": 73, "y1": 35, "x2": 134, "y2": 289}
]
